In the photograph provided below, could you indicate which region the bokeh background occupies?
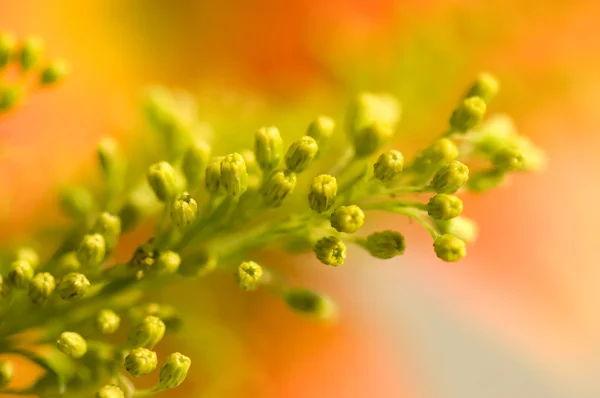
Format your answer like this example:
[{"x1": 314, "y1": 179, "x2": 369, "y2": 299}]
[{"x1": 2, "y1": 0, "x2": 600, "y2": 397}]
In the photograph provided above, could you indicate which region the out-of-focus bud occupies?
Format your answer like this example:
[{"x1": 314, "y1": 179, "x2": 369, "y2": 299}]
[
  {"x1": 430, "y1": 161, "x2": 469, "y2": 194},
  {"x1": 7, "y1": 260, "x2": 34, "y2": 289},
  {"x1": 97, "y1": 137, "x2": 124, "y2": 182},
  {"x1": 92, "y1": 212, "x2": 121, "y2": 251},
  {"x1": 77, "y1": 234, "x2": 106, "y2": 269},
  {"x1": 0, "y1": 276, "x2": 12, "y2": 305},
  {"x1": 220, "y1": 153, "x2": 249, "y2": 198},
  {"x1": 283, "y1": 288, "x2": 337, "y2": 320},
  {"x1": 263, "y1": 169, "x2": 297, "y2": 207},
  {"x1": 57, "y1": 331, "x2": 87, "y2": 358},
  {"x1": 128, "y1": 315, "x2": 166, "y2": 349},
  {"x1": 0, "y1": 86, "x2": 22, "y2": 112},
  {"x1": 364, "y1": 230, "x2": 406, "y2": 259},
  {"x1": 178, "y1": 250, "x2": 217, "y2": 278},
  {"x1": 306, "y1": 116, "x2": 335, "y2": 157},
  {"x1": 433, "y1": 233, "x2": 466, "y2": 262},
  {"x1": 0, "y1": 360, "x2": 14, "y2": 388},
  {"x1": 374, "y1": 150, "x2": 404, "y2": 182},
  {"x1": 39, "y1": 60, "x2": 69, "y2": 85},
  {"x1": 314, "y1": 236, "x2": 346, "y2": 267},
  {"x1": 492, "y1": 146, "x2": 526, "y2": 171},
  {"x1": 412, "y1": 138, "x2": 459, "y2": 173},
  {"x1": 147, "y1": 161, "x2": 177, "y2": 202},
  {"x1": 183, "y1": 140, "x2": 210, "y2": 188},
  {"x1": 58, "y1": 272, "x2": 90, "y2": 300},
  {"x1": 308, "y1": 174, "x2": 337, "y2": 213},
  {"x1": 96, "y1": 385, "x2": 124, "y2": 398},
  {"x1": 465, "y1": 72, "x2": 499, "y2": 105},
  {"x1": 153, "y1": 251, "x2": 181, "y2": 275},
  {"x1": 59, "y1": 186, "x2": 95, "y2": 219},
  {"x1": 449, "y1": 96, "x2": 486, "y2": 133},
  {"x1": 125, "y1": 348, "x2": 157, "y2": 377},
  {"x1": 95, "y1": 309, "x2": 121, "y2": 335},
  {"x1": 427, "y1": 194, "x2": 463, "y2": 220},
  {"x1": 330, "y1": 205, "x2": 365, "y2": 234},
  {"x1": 118, "y1": 185, "x2": 154, "y2": 233},
  {"x1": 170, "y1": 192, "x2": 198, "y2": 228},
  {"x1": 205, "y1": 156, "x2": 225, "y2": 195},
  {"x1": 0, "y1": 33, "x2": 16, "y2": 70},
  {"x1": 128, "y1": 240, "x2": 157, "y2": 274},
  {"x1": 19, "y1": 36, "x2": 44, "y2": 71},
  {"x1": 467, "y1": 169, "x2": 506, "y2": 193},
  {"x1": 158, "y1": 352, "x2": 191, "y2": 390},
  {"x1": 285, "y1": 136, "x2": 318, "y2": 173},
  {"x1": 434, "y1": 216, "x2": 478, "y2": 244},
  {"x1": 28, "y1": 272, "x2": 56, "y2": 305},
  {"x1": 55, "y1": 251, "x2": 81, "y2": 277},
  {"x1": 255, "y1": 126, "x2": 283, "y2": 171},
  {"x1": 16, "y1": 247, "x2": 39, "y2": 269},
  {"x1": 236, "y1": 261, "x2": 263, "y2": 291}
]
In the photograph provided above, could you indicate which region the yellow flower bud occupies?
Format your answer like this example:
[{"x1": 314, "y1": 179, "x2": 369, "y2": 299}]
[
  {"x1": 28, "y1": 272, "x2": 56, "y2": 305},
  {"x1": 330, "y1": 205, "x2": 365, "y2": 234},
  {"x1": 433, "y1": 234, "x2": 466, "y2": 262},
  {"x1": 236, "y1": 261, "x2": 263, "y2": 291},
  {"x1": 314, "y1": 236, "x2": 346, "y2": 267},
  {"x1": 308, "y1": 174, "x2": 337, "y2": 213},
  {"x1": 427, "y1": 194, "x2": 463, "y2": 220},
  {"x1": 158, "y1": 352, "x2": 191, "y2": 389},
  {"x1": 263, "y1": 169, "x2": 297, "y2": 207},
  {"x1": 285, "y1": 136, "x2": 318, "y2": 173},
  {"x1": 124, "y1": 348, "x2": 157, "y2": 377},
  {"x1": 220, "y1": 152, "x2": 249, "y2": 198},
  {"x1": 57, "y1": 331, "x2": 87, "y2": 358},
  {"x1": 430, "y1": 161, "x2": 469, "y2": 194},
  {"x1": 255, "y1": 126, "x2": 283, "y2": 171}
]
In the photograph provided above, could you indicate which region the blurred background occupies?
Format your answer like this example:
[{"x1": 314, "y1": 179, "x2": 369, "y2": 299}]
[{"x1": 2, "y1": 0, "x2": 600, "y2": 397}]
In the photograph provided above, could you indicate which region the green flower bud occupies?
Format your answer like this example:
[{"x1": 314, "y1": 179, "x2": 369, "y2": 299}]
[
  {"x1": 412, "y1": 138, "x2": 459, "y2": 173},
  {"x1": 55, "y1": 251, "x2": 81, "y2": 277},
  {"x1": 220, "y1": 152, "x2": 249, "y2": 198},
  {"x1": 92, "y1": 212, "x2": 121, "y2": 251},
  {"x1": 449, "y1": 96, "x2": 486, "y2": 133},
  {"x1": 96, "y1": 309, "x2": 121, "y2": 334},
  {"x1": 153, "y1": 251, "x2": 181, "y2": 275},
  {"x1": 59, "y1": 186, "x2": 94, "y2": 218},
  {"x1": 308, "y1": 174, "x2": 337, "y2": 213},
  {"x1": 19, "y1": 36, "x2": 44, "y2": 71},
  {"x1": 283, "y1": 288, "x2": 336, "y2": 320},
  {"x1": 128, "y1": 315, "x2": 166, "y2": 349},
  {"x1": 124, "y1": 348, "x2": 157, "y2": 377},
  {"x1": 77, "y1": 234, "x2": 106, "y2": 268},
  {"x1": 433, "y1": 234, "x2": 467, "y2": 262},
  {"x1": 178, "y1": 250, "x2": 217, "y2": 278},
  {"x1": 467, "y1": 169, "x2": 506, "y2": 193},
  {"x1": 16, "y1": 247, "x2": 39, "y2": 269},
  {"x1": 97, "y1": 136, "x2": 123, "y2": 181},
  {"x1": 306, "y1": 116, "x2": 335, "y2": 156},
  {"x1": 0, "y1": 86, "x2": 22, "y2": 112},
  {"x1": 255, "y1": 126, "x2": 283, "y2": 171},
  {"x1": 435, "y1": 216, "x2": 478, "y2": 244},
  {"x1": 129, "y1": 303, "x2": 183, "y2": 333},
  {"x1": 427, "y1": 194, "x2": 463, "y2": 220},
  {"x1": 205, "y1": 156, "x2": 225, "y2": 195},
  {"x1": 40, "y1": 60, "x2": 69, "y2": 85},
  {"x1": 285, "y1": 136, "x2": 318, "y2": 173},
  {"x1": 58, "y1": 272, "x2": 90, "y2": 300},
  {"x1": 314, "y1": 236, "x2": 346, "y2": 267},
  {"x1": 96, "y1": 385, "x2": 124, "y2": 398},
  {"x1": 330, "y1": 205, "x2": 365, "y2": 233},
  {"x1": 263, "y1": 169, "x2": 297, "y2": 207},
  {"x1": 365, "y1": 230, "x2": 406, "y2": 259},
  {"x1": 430, "y1": 161, "x2": 469, "y2": 194},
  {"x1": 0, "y1": 33, "x2": 16, "y2": 70},
  {"x1": 147, "y1": 161, "x2": 177, "y2": 202},
  {"x1": 28, "y1": 272, "x2": 56, "y2": 305},
  {"x1": 374, "y1": 150, "x2": 404, "y2": 182},
  {"x1": 345, "y1": 93, "x2": 401, "y2": 157},
  {"x1": 236, "y1": 261, "x2": 263, "y2": 291},
  {"x1": 0, "y1": 360, "x2": 14, "y2": 388},
  {"x1": 183, "y1": 140, "x2": 210, "y2": 187},
  {"x1": 492, "y1": 146, "x2": 526, "y2": 171},
  {"x1": 7, "y1": 260, "x2": 34, "y2": 289},
  {"x1": 170, "y1": 192, "x2": 198, "y2": 228},
  {"x1": 57, "y1": 331, "x2": 87, "y2": 358},
  {"x1": 465, "y1": 72, "x2": 499, "y2": 105},
  {"x1": 158, "y1": 352, "x2": 191, "y2": 389}
]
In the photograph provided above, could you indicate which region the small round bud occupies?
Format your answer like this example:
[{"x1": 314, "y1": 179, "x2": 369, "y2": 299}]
[
  {"x1": 236, "y1": 261, "x2": 263, "y2": 291},
  {"x1": 433, "y1": 234, "x2": 467, "y2": 262},
  {"x1": 170, "y1": 192, "x2": 198, "y2": 227},
  {"x1": 205, "y1": 156, "x2": 225, "y2": 195},
  {"x1": 92, "y1": 212, "x2": 121, "y2": 251},
  {"x1": 283, "y1": 289, "x2": 336, "y2": 320},
  {"x1": 128, "y1": 315, "x2": 166, "y2": 349},
  {"x1": 330, "y1": 205, "x2": 365, "y2": 234},
  {"x1": 124, "y1": 348, "x2": 158, "y2": 377},
  {"x1": 158, "y1": 352, "x2": 191, "y2": 389},
  {"x1": 285, "y1": 136, "x2": 318, "y2": 173},
  {"x1": 467, "y1": 169, "x2": 506, "y2": 193},
  {"x1": 128, "y1": 303, "x2": 183, "y2": 333},
  {"x1": 306, "y1": 116, "x2": 335, "y2": 156},
  {"x1": 154, "y1": 251, "x2": 181, "y2": 275},
  {"x1": 59, "y1": 186, "x2": 94, "y2": 218},
  {"x1": 365, "y1": 230, "x2": 406, "y2": 259},
  {"x1": 16, "y1": 247, "x2": 39, "y2": 269},
  {"x1": 492, "y1": 147, "x2": 526, "y2": 171},
  {"x1": 220, "y1": 153, "x2": 249, "y2": 197},
  {"x1": 430, "y1": 161, "x2": 469, "y2": 194},
  {"x1": 55, "y1": 251, "x2": 81, "y2": 277},
  {"x1": 57, "y1": 331, "x2": 87, "y2": 358},
  {"x1": 412, "y1": 138, "x2": 459, "y2": 173},
  {"x1": 178, "y1": 250, "x2": 217, "y2": 278},
  {"x1": 0, "y1": 360, "x2": 13, "y2": 388},
  {"x1": 96, "y1": 385, "x2": 124, "y2": 398},
  {"x1": 28, "y1": 272, "x2": 56, "y2": 305},
  {"x1": 449, "y1": 96, "x2": 486, "y2": 133},
  {"x1": 345, "y1": 93, "x2": 401, "y2": 157},
  {"x1": 263, "y1": 169, "x2": 297, "y2": 207},
  {"x1": 19, "y1": 36, "x2": 44, "y2": 71},
  {"x1": 77, "y1": 234, "x2": 106, "y2": 269},
  {"x1": 0, "y1": 86, "x2": 22, "y2": 112},
  {"x1": 0, "y1": 33, "x2": 16, "y2": 70},
  {"x1": 374, "y1": 150, "x2": 404, "y2": 182},
  {"x1": 183, "y1": 140, "x2": 210, "y2": 187},
  {"x1": 435, "y1": 216, "x2": 478, "y2": 244},
  {"x1": 7, "y1": 260, "x2": 34, "y2": 289},
  {"x1": 97, "y1": 136, "x2": 123, "y2": 181},
  {"x1": 96, "y1": 309, "x2": 121, "y2": 334},
  {"x1": 465, "y1": 72, "x2": 499, "y2": 105},
  {"x1": 308, "y1": 174, "x2": 337, "y2": 213},
  {"x1": 58, "y1": 272, "x2": 90, "y2": 300},
  {"x1": 314, "y1": 236, "x2": 346, "y2": 267},
  {"x1": 147, "y1": 161, "x2": 177, "y2": 202},
  {"x1": 40, "y1": 60, "x2": 68, "y2": 85},
  {"x1": 427, "y1": 194, "x2": 463, "y2": 220},
  {"x1": 255, "y1": 126, "x2": 283, "y2": 171}
]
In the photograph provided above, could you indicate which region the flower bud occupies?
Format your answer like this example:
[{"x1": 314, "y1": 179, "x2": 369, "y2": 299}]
[
  {"x1": 55, "y1": 251, "x2": 81, "y2": 277},
  {"x1": 236, "y1": 261, "x2": 263, "y2": 291},
  {"x1": 412, "y1": 138, "x2": 459, "y2": 173},
  {"x1": 58, "y1": 272, "x2": 90, "y2": 300},
  {"x1": 147, "y1": 161, "x2": 177, "y2": 202},
  {"x1": 77, "y1": 233, "x2": 106, "y2": 268},
  {"x1": 430, "y1": 161, "x2": 469, "y2": 194},
  {"x1": 40, "y1": 59, "x2": 68, "y2": 85},
  {"x1": 435, "y1": 216, "x2": 478, "y2": 244},
  {"x1": 59, "y1": 186, "x2": 94, "y2": 218},
  {"x1": 128, "y1": 315, "x2": 166, "y2": 349},
  {"x1": 205, "y1": 156, "x2": 225, "y2": 195},
  {"x1": 128, "y1": 303, "x2": 183, "y2": 333},
  {"x1": 97, "y1": 136, "x2": 123, "y2": 181},
  {"x1": 7, "y1": 260, "x2": 34, "y2": 289},
  {"x1": 283, "y1": 288, "x2": 336, "y2": 320},
  {"x1": 183, "y1": 140, "x2": 210, "y2": 188},
  {"x1": 19, "y1": 36, "x2": 44, "y2": 71},
  {"x1": 170, "y1": 192, "x2": 198, "y2": 228},
  {"x1": 308, "y1": 174, "x2": 337, "y2": 213},
  {"x1": 465, "y1": 72, "x2": 499, "y2": 105},
  {"x1": 467, "y1": 169, "x2": 506, "y2": 193},
  {"x1": 492, "y1": 147, "x2": 526, "y2": 171},
  {"x1": 57, "y1": 331, "x2": 87, "y2": 358},
  {"x1": 365, "y1": 230, "x2": 406, "y2": 259},
  {"x1": 255, "y1": 126, "x2": 283, "y2": 171},
  {"x1": 220, "y1": 152, "x2": 249, "y2": 198},
  {"x1": 125, "y1": 348, "x2": 157, "y2": 377},
  {"x1": 263, "y1": 169, "x2": 297, "y2": 207},
  {"x1": 16, "y1": 247, "x2": 39, "y2": 269},
  {"x1": 427, "y1": 194, "x2": 463, "y2": 220},
  {"x1": 314, "y1": 236, "x2": 346, "y2": 267},
  {"x1": 119, "y1": 186, "x2": 154, "y2": 232},
  {"x1": 449, "y1": 96, "x2": 486, "y2": 133},
  {"x1": 0, "y1": 33, "x2": 16, "y2": 70},
  {"x1": 96, "y1": 309, "x2": 121, "y2": 334},
  {"x1": 0, "y1": 360, "x2": 13, "y2": 388},
  {"x1": 153, "y1": 251, "x2": 181, "y2": 275},
  {"x1": 178, "y1": 250, "x2": 217, "y2": 278},
  {"x1": 345, "y1": 93, "x2": 401, "y2": 157},
  {"x1": 374, "y1": 150, "x2": 404, "y2": 182},
  {"x1": 96, "y1": 385, "x2": 124, "y2": 398},
  {"x1": 433, "y1": 234, "x2": 466, "y2": 262},
  {"x1": 285, "y1": 136, "x2": 318, "y2": 173},
  {"x1": 306, "y1": 116, "x2": 335, "y2": 156},
  {"x1": 0, "y1": 86, "x2": 22, "y2": 112},
  {"x1": 92, "y1": 212, "x2": 121, "y2": 251},
  {"x1": 28, "y1": 272, "x2": 56, "y2": 305},
  {"x1": 330, "y1": 205, "x2": 365, "y2": 234},
  {"x1": 158, "y1": 352, "x2": 191, "y2": 389}
]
